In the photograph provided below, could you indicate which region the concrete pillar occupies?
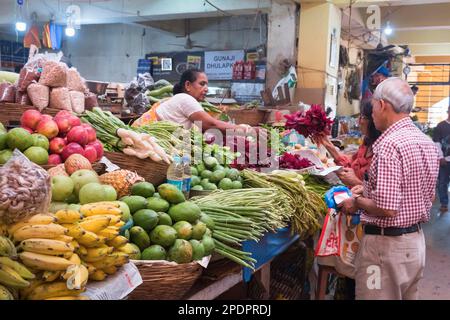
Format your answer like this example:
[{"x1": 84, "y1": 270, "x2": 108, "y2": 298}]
[
  {"x1": 297, "y1": 3, "x2": 341, "y2": 115},
  {"x1": 266, "y1": 2, "x2": 298, "y2": 90}
]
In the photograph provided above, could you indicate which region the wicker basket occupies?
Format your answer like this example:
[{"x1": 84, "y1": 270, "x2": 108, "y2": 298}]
[
  {"x1": 128, "y1": 260, "x2": 203, "y2": 300},
  {"x1": 0, "y1": 103, "x2": 63, "y2": 126},
  {"x1": 104, "y1": 152, "x2": 169, "y2": 186},
  {"x1": 225, "y1": 109, "x2": 270, "y2": 126},
  {"x1": 40, "y1": 162, "x2": 106, "y2": 175}
]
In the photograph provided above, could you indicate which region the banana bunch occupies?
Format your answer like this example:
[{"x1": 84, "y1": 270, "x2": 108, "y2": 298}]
[{"x1": 79, "y1": 203, "x2": 129, "y2": 280}]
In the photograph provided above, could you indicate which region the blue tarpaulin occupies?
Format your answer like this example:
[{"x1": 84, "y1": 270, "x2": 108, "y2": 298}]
[{"x1": 242, "y1": 227, "x2": 299, "y2": 282}]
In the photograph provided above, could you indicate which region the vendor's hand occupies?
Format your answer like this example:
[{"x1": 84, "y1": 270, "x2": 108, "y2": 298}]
[
  {"x1": 351, "y1": 185, "x2": 364, "y2": 196},
  {"x1": 338, "y1": 197, "x2": 358, "y2": 215},
  {"x1": 336, "y1": 168, "x2": 361, "y2": 187},
  {"x1": 440, "y1": 158, "x2": 447, "y2": 166}
]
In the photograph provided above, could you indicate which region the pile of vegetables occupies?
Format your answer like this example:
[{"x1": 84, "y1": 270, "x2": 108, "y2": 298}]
[
  {"x1": 242, "y1": 170, "x2": 327, "y2": 237},
  {"x1": 82, "y1": 107, "x2": 182, "y2": 162},
  {"x1": 279, "y1": 153, "x2": 314, "y2": 170},
  {"x1": 284, "y1": 104, "x2": 333, "y2": 139},
  {"x1": 191, "y1": 188, "x2": 291, "y2": 269}
]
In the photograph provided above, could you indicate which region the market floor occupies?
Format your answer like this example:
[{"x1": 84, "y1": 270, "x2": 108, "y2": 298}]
[{"x1": 419, "y1": 201, "x2": 450, "y2": 299}]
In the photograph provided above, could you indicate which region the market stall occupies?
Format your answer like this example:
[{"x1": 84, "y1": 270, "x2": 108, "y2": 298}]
[{"x1": 0, "y1": 51, "x2": 339, "y2": 301}]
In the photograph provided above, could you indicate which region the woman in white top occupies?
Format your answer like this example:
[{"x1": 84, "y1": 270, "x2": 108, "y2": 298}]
[{"x1": 155, "y1": 69, "x2": 248, "y2": 132}]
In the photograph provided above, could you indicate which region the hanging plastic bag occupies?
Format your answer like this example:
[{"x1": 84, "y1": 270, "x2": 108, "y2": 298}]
[
  {"x1": 272, "y1": 65, "x2": 297, "y2": 100},
  {"x1": 0, "y1": 150, "x2": 51, "y2": 225}
]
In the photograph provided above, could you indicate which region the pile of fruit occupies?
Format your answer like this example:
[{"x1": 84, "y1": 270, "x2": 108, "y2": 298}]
[
  {"x1": 120, "y1": 182, "x2": 215, "y2": 264},
  {"x1": 0, "y1": 199, "x2": 132, "y2": 300},
  {"x1": 191, "y1": 156, "x2": 243, "y2": 191},
  {"x1": 0, "y1": 109, "x2": 103, "y2": 166}
]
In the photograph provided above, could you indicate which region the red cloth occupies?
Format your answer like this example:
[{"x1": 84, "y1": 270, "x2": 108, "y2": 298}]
[
  {"x1": 335, "y1": 144, "x2": 372, "y2": 182},
  {"x1": 362, "y1": 117, "x2": 440, "y2": 228}
]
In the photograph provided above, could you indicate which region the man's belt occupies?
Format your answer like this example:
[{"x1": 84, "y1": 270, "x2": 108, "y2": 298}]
[{"x1": 363, "y1": 224, "x2": 421, "y2": 236}]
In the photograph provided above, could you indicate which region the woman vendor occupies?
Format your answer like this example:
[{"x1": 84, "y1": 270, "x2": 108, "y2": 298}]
[{"x1": 133, "y1": 69, "x2": 249, "y2": 133}]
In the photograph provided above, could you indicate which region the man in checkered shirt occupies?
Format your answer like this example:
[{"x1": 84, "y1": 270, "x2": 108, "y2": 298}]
[{"x1": 339, "y1": 77, "x2": 439, "y2": 300}]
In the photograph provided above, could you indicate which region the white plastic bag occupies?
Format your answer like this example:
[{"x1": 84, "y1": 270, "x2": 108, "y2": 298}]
[{"x1": 272, "y1": 65, "x2": 297, "y2": 100}]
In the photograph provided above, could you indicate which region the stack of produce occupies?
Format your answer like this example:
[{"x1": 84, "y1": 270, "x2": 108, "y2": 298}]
[
  {"x1": 191, "y1": 188, "x2": 293, "y2": 269},
  {"x1": 242, "y1": 170, "x2": 327, "y2": 237},
  {"x1": 0, "y1": 109, "x2": 103, "y2": 166},
  {"x1": 82, "y1": 107, "x2": 172, "y2": 163},
  {"x1": 122, "y1": 182, "x2": 214, "y2": 264},
  {"x1": 191, "y1": 156, "x2": 243, "y2": 191},
  {"x1": 284, "y1": 104, "x2": 333, "y2": 139},
  {"x1": 2, "y1": 214, "x2": 89, "y2": 300},
  {"x1": 12, "y1": 57, "x2": 92, "y2": 113},
  {"x1": 49, "y1": 164, "x2": 124, "y2": 211},
  {"x1": 53, "y1": 202, "x2": 130, "y2": 281}
]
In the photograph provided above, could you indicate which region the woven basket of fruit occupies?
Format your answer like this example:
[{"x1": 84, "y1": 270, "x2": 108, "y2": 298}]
[{"x1": 128, "y1": 260, "x2": 203, "y2": 300}]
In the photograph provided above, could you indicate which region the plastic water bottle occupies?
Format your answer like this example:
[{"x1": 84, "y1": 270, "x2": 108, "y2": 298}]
[
  {"x1": 181, "y1": 155, "x2": 192, "y2": 199},
  {"x1": 166, "y1": 155, "x2": 184, "y2": 192}
]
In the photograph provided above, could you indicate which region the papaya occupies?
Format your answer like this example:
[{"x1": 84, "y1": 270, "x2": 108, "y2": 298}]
[
  {"x1": 167, "y1": 239, "x2": 193, "y2": 264},
  {"x1": 129, "y1": 226, "x2": 150, "y2": 251},
  {"x1": 157, "y1": 184, "x2": 185, "y2": 204},
  {"x1": 189, "y1": 240, "x2": 205, "y2": 261},
  {"x1": 168, "y1": 201, "x2": 201, "y2": 223}
]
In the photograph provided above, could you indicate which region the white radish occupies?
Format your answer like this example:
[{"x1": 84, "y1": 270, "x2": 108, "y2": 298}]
[{"x1": 148, "y1": 137, "x2": 171, "y2": 164}]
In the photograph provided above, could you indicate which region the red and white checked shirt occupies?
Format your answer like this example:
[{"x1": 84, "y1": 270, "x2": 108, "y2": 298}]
[{"x1": 361, "y1": 117, "x2": 439, "y2": 228}]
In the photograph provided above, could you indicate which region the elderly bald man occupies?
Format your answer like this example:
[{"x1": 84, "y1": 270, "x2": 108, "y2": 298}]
[{"x1": 338, "y1": 77, "x2": 440, "y2": 300}]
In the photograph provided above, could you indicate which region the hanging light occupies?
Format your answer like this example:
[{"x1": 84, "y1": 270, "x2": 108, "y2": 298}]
[
  {"x1": 15, "y1": 21, "x2": 26, "y2": 32},
  {"x1": 15, "y1": 0, "x2": 26, "y2": 32},
  {"x1": 384, "y1": 21, "x2": 393, "y2": 36},
  {"x1": 65, "y1": 25, "x2": 75, "y2": 37}
]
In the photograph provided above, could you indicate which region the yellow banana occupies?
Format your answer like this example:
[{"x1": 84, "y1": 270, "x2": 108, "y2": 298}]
[
  {"x1": 27, "y1": 281, "x2": 85, "y2": 300},
  {"x1": 0, "y1": 236, "x2": 17, "y2": 258},
  {"x1": 80, "y1": 204, "x2": 122, "y2": 217},
  {"x1": 19, "y1": 252, "x2": 73, "y2": 272},
  {"x1": 107, "y1": 236, "x2": 128, "y2": 248},
  {"x1": 52, "y1": 235, "x2": 73, "y2": 243},
  {"x1": 102, "y1": 265, "x2": 117, "y2": 275},
  {"x1": 46, "y1": 295, "x2": 89, "y2": 300},
  {"x1": 55, "y1": 210, "x2": 83, "y2": 224},
  {"x1": 66, "y1": 264, "x2": 88, "y2": 290},
  {"x1": 0, "y1": 256, "x2": 35, "y2": 279},
  {"x1": 81, "y1": 201, "x2": 120, "y2": 209},
  {"x1": 68, "y1": 253, "x2": 81, "y2": 265},
  {"x1": 19, "y1": 279, "x2": 44, "y2": 300},
  {"x1": 79, "y1": 216, "x2": 111, "y2": 233},
  {"x1": 63, "y1": 252, "x2": 73, "y2": 259},
  {"x1": 7, "y1": 214, "x2": 56, "y2": 235},
  {"x1": 61, "y1": 224, "x2": 86, "y2": 238},
  {"x1": 69, "y1": 240, "x2": 80, "y2": 251},
  {"x1": 83, "y1": 214, "x2": 121, "y2": 224},
  {"x1": 97, "y1": 227, "x2": 119, "y2": 241},
  {"x1": 0, "y1": 264, "x2": 30, "y2": 288},
  {"x1": 76, "y1": 231, "x2": 101, "y2": 248},
  {"x1": 0, "y1": 284, "x2": 14, "y2": 300},
  {"x1": 76, "y1": 245, "x2": 88, "y2": 256},
  {"x1": 89, "y1": 269, "x2": 106, "y2": 281},
  {"x1": 13, "y1": 224, "x2": 68, "y2": 242},
  {"x1": 42, "y1": 271, "x2": 62, "y2": 282},
  {"x1": 91, "y1": 252, "x2": 129, "y2": 269},
  {"x1": 117, "y1": 243, "x2": 140, "y2": 256},
  {"x1": 81, "y1": 245, "x2": 114, "y2": 263},
  {"x1": 114, "y1": 221, "x2": 125, "y2": 228},
  {"x1": 20, "y1": 238, "x2": 73, "y2": 256},
  {"x1": 82, "y1": 263, "x2": 96, "y2": 275}
]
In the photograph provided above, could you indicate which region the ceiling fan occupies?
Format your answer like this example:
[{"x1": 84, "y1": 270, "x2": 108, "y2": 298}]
[{"x1": 169, "y1": 19, "x2": 207, "y2": 50}]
